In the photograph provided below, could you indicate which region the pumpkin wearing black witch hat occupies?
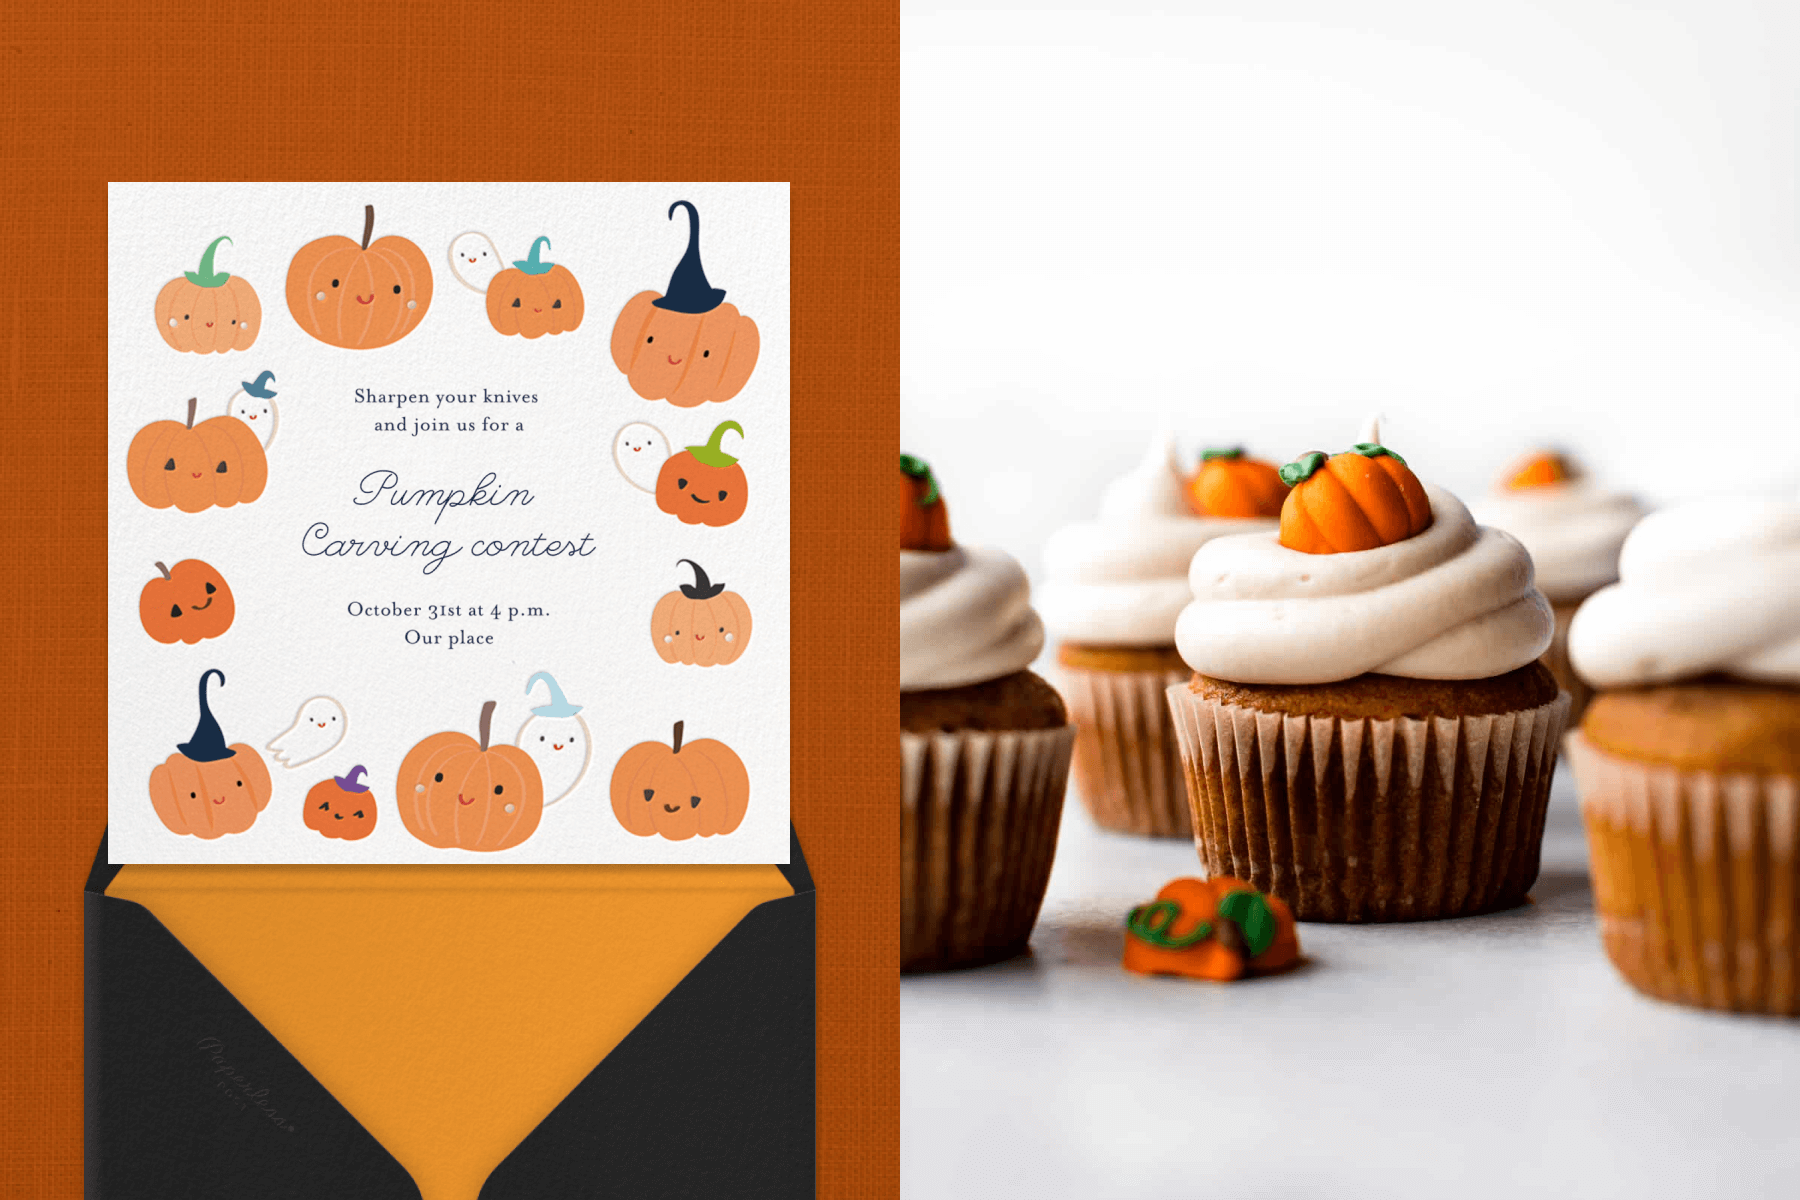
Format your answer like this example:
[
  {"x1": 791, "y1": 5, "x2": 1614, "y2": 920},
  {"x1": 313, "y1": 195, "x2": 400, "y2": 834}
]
[
  {"x1": 610, "y1": 200, "x2": 761, "y2": 407},
  {"x1": 147, "y1": 668, "x2": 273, "y2": 839}
]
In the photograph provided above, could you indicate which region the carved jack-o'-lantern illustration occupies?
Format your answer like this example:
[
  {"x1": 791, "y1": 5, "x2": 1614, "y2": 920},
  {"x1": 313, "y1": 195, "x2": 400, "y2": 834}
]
[
  {"x1": 609, "y1": 721, "x2": 750, "y2": 841},
  {"x1": 304, "y1": 765, "x2": 378, "y2": 841},
  {"x1": 139, "y1": 559, "x2": 235, "y2": 645},
  {"x1": 654, "y1": 420, "x2": 748, "y2": 527},
  {"x1": 486, "y1": 237, "x2": 585, "y2": 339},
  {"x1": 127, "y1": 398, "x2": 268, "y2": 513}
]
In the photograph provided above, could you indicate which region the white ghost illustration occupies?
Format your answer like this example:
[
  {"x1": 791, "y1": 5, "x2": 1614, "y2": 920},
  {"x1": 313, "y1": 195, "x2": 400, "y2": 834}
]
[
  {"x1": 448, "y1": 231, "x2": 504, "y2": 294},
  {"x1": 266, "y1": 696, "x2": 348, "y2": 769},
  {"x1": 612, "y1": 422, "x2": 670, "y2": 493},
  {"x1": 515, "y1": 671, "x2": 591, "y2": 805},
  {"x1": 225, "y1": 370, "x2": 280, "y2": 449}
]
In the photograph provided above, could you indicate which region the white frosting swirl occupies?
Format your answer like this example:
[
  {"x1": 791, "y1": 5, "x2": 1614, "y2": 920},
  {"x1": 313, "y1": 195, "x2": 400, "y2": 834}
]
[
  {"x1": 1174, "y1": 484, "x2": 1553, "y2": 684},
  {"x1": 1469, "y1": 481, "x2": 1646, "y2": 602},
  {"x1": 1040, "y1": 433, "x2": 1277, "y2": 645},
  {"x1": 1567, "y1": 498, "x2": 1800, "y2": 687},
  {"x1": 901, "y1": 545, "x2": 1046, "y2": 691}
]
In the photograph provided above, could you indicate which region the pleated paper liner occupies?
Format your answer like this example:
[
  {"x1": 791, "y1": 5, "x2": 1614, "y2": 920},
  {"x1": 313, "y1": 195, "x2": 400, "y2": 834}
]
[
  {"x1": 1058, "y1": 662, "x2": 1193, "y2": 837},
  {"x1": 1166, "y1": 684, "x2": 1570, "y2": 922},
  {"x1": 1542, "y1": 601, "x2": 1593, "y2": 731},
  {"x1": 1567, "y1": 731, "x2": 1799, "y2": 1016},
  {"x1": 901, "y1": 723, "x2": 1075, "y2": 971}
]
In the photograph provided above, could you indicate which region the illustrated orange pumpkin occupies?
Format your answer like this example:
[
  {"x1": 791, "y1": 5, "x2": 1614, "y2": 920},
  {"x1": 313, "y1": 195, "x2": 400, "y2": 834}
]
[
  {"x1": 486, "y1": 236, "x2": 585, "y2": 339},
  {"x1": 139, "y1": 559, "x2": 234, "y2": 644},
  {"x1": 155, "y1": 235, "x2": 261, "y2": 354},
  {"x1": 610, "y1": 200, "x2": 760, "y2": 407},
  {"x1": 304, "y1": 765, "x2": 378, "y2": 841},
  {"x1": 147, "y1": 669, "x2": 273, "y2": 839},
  {"x1": 127, "y1": 397, "x2": 269, "y2": 513},
  {"x1": 900, "y1": 454, "x2": 952, "y2": 550},
  {"x1": 609, "y1": 720, "x2": 750, "y2": 841},
  {"x1": 652, "y1": 560, "x2": 753, "y2": 666},
  {"x1": 1185, "y1": 447, "x2": 1288, "y2": 518},
  {"x1": 1277, "y1": 443, "x2": 1432, "y2": 554},
  {"x1": 655, "y1": 420, "x2": 748, "y2": 527},
  {"x1": 396, "y1": 699, "x2": 544, "y2": 852},
  {"x1": 285, "y1": 204, "x2": 433, "y2": 349},
  {"x1": 1122, "y1": 876, "x2": 1300, "y2": 981},
  {"x1": 1503, "y1": 450, "x2": 1572, "y2": 491}
]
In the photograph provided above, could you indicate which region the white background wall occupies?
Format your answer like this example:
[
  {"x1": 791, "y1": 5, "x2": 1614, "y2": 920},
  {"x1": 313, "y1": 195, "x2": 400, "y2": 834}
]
[{"x1": 904, "y1": 1, "x2": 1800, "y2": 595}]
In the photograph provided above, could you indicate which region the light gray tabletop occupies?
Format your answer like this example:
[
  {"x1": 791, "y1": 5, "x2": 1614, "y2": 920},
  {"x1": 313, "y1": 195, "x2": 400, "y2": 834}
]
[{"x1": 901, "y1": 767, "x2": 1800, "y2": 1198}]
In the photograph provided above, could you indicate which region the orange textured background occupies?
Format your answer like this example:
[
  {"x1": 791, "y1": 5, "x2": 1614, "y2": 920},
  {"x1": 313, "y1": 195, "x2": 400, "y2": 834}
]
[{"x1": 0, "y1": 4, "x2": 899, "y2": 1197}]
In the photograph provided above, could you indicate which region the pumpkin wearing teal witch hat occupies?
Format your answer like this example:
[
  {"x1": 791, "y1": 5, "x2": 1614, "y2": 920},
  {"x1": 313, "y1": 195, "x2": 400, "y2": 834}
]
[
  {"x1": 610, "y1": 201, "x2": 761, "y2": 407},
  {"x1": 147, "y1": 669, "x2": 273, "y2": 839},
  {"x1": 514, "y1": 671, "x2": 592, "y2": 805},
  {"x1": 487, "y1": 236, "x2": 586, "y2": 339}
]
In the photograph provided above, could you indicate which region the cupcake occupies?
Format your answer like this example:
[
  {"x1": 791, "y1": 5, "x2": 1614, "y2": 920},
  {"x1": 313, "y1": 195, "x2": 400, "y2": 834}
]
[
  {"x1": 1165, "y1": 433, "x2": 1570, "y2": 922},
  {"x1": 900, "y1": 454, "x2": 1076, "y2": 972},
  {"x1": 1470, "y1": 450, "x2": 1646, "y2": 724},
  {"x1": 1565, "y1": 497, "x2": 1800, "y2": 1015},
  {"x1": 1040, "y1": 433, "x2": 1283, "y2": 836}
]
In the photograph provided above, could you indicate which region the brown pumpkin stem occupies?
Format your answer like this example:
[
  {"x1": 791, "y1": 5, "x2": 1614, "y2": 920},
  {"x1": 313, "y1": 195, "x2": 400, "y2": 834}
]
[
  {"x1": 672, "y1": 720, "x2": 685, "y2": 754},
  {"x1": 185, "y1": 397, "x2": 197, "y2": 430},
  {"x1": 155, "y1": 561, "x2": 171, "y2": 581},
  {"x1": 478, "y1": 699, "x2": 496, "y2": 751},
  {"x1": 361, "y1": 204, "x2": 375, "y2": 251}
]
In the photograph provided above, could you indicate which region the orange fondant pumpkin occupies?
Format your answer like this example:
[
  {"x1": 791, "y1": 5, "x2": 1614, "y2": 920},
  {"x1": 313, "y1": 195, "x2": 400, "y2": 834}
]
[
  {"x1": 655, "y1": 420, "x2": 748, "y2": 527},
  {"x1": 304, "y1": 765, "x2": 378, "y2": 841},
  {"x1": 900, "y1": 454, "x2": 952, "y2": 550},
  {"x1": 286, "y1": 204, "x2": 433, "y2": 349},
  {"x1": 139, "y1": 559, "x2": 234, "y2": 644},
  {"x1": 147, "y1": 669, "x2": 273, "y2": 839},
  {"x1": 1277, "y1": 443, "x2": 1431, "y2": 554},
  {"x1": 652, "y1": 560, "x2": 752, "y2": 666},
  {"x1": 609, "y1": 720, "x2": 750, "y2": 841},
  {"x1": 610, "y1": 201, "x2": 759, "y2": 407},
  {"x1": 396, "y1": 700, "x2": 544, "y2": 852},
  {"x1": 1122, "y1": 876, "x2": 1300, "y2": 981},
  {"x1": 1185, "y1": 447, "x2": 1288, "y2": 518},
  {"x1": 155, "y1": 236, "x2": 261, "y2": 354},
  {"x1": 1503, "y1": 450, "x2": 1572, "y2": 491},
  {"x1": 486, "y1": 236, "x2": 585, "y2": 339},
  {"x1": 127, "y1": 397, "x2": 269, "y2": 513}
]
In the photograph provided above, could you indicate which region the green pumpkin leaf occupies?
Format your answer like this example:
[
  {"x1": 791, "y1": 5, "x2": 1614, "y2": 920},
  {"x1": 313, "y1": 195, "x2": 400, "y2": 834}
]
[
  {"x1": 1278, "y1": 451, "x2": 1328, "y2": 488},
  {"x1": 900, "y1": 453, "x2": 940, "y2": 505},
  {"x1": 1351, "y1": 442, "x2": 1406, "y2": 466},
  {"x1": 1216, "y1": 889, "x2": 1278, "y2": 958},
  {"x1": 1124, "y1": 899, "x2": 1212, "y2": 949},
  {"x1": 1200, "y1": 447, "x2": 1244, "y2": 462}
]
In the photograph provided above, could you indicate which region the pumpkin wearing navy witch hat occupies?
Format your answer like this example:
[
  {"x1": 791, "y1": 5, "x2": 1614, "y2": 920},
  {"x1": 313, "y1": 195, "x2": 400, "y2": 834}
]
[
  {"x1": 147, "y1": 669, "x2": 273, "y2": 839},
  {"x1": 610, "y1": 201, "x2": 761, "y2": 407}
]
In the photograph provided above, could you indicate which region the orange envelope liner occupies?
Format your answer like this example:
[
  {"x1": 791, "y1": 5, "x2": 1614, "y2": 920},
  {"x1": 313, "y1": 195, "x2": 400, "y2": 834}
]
[{"x1": 85, "y1": 828, "x2": 815, "y2": 1198}]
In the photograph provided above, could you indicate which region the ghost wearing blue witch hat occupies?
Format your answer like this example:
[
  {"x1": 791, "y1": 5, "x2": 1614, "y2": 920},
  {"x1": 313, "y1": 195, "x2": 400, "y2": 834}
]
[{"x1": 514, "y1": 671, "x2": 592, "y2": 805}]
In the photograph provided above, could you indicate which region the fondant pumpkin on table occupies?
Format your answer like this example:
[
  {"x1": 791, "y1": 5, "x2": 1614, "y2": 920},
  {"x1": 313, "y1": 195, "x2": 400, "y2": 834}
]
[
  {"x1": 900, "y1": 454, "x2": 951, "y2": 551},
  {"x1": 609, "y1": 721, "x2": 749, "y2": 841},
  {"x1": 127, "y1": 397, "x2": 269, "y2": 513},
  {"x1": 1122, "y1": 876, "x2": 1300, "y2": 981},
  {"x1": 655, "y1": 420, "x2": 748, "y2": 527},
  {"x1": 396, "y1": 700, "x2": 544, "y2": 852},
  {"x1": 285, "y1": 204, "x2": 433, "y2": 349},
  {"x1": 147, "y1": 669, "x2": 273, "y2": 839},
  {"x1": 139, "y1": 559, "x2": 234, "y2": 644},
  {"x1": 1185, "y1": 447, "x2": 1288, "y2": 518},
  {"x1": 1276, "y1": 442, "x2": 1432, "y2": 554},
  {"x1": 1503, "y1": 450, "x2": 1572, "y2": 491},
  {"x1": 155, "y1": 236, "x2": 261, "y2": 354},
  {"x1": 610, "y1": 201, "x2": 760, "y2": 407},
  {"x1": 652, "y1": 560, "x2": 752, "y2": 666},
  {"x1": 304, "y1": 765, "x2": 377, "y2": 841},
  {"x1": 486, "y1": 237, "x2": 585, "y2": 338}
]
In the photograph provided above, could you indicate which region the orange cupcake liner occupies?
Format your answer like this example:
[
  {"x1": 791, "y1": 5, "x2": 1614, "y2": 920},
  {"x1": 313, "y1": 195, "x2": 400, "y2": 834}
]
[
  {"x1": 1057, "y1": 663, "x2": 1193, "y2": 837},
  {"x1": 1166, "y1": 685, "x2": 1569, "y2": 922},
  {"x1": 1567, "y1": 731, "x2": 1800, "y2": 1016},
  {"x1": 900, "y1": 723, "x2": 1075, "y2": 972}
]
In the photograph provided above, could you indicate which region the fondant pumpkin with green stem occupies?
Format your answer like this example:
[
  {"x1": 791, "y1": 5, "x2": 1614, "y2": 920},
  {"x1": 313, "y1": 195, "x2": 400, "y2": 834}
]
[
  {"x1": 486, "y1": 237, "x2": 585, "y2": 339},
  {"x1": 155, "y1": 236, "x2": 262, "y2": 354},
  {"x1": 1277, "y1": 442, "x2": 1432, "y2": 554},
  {"x1": 147, "y1": 669, "x2": 273, "y2": 839},
  {"x1": 900, "y1": 454, "x2": 951, "y2": 550},
  {"x1": 655, "y1": 420, "x2": 748, "y2": 527}
]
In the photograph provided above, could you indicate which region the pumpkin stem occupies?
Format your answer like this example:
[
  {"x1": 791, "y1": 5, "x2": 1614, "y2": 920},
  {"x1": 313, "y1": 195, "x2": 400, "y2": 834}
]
[
  {"x1": 686, "y1": 421, "x2": 744, "y2": 469},
  {"x1": 361, "y1": 204, "x2": 375, "y2": 251},
  {"x1": 1351, "y1": 442, "x2": 1406, "y2": 466},
  {"x1": 671, "y1": 720, "x2": 685, "y2": 754},
  {"x1": 677, "y1": 558, "x2": 726, "y2": 600},
  {"x1": 185, "y1": 397, "x2": 197, "y2": 429},
  {"x1": 513, "y1": 236, "x2": 555, "y2": 275},
  {"x1": 899, "y1": 454, "x2": 941, "y2": 505},
  {"x1": 184, "y1": 236, "x2": 233, "y2": 288},
  {"x1": 155, "y1": 561, "x2": 171, "y2": 581},
  {"x1": 1200, "y1": 447, "x2": 1244, "y2": 462},
  {"x1": 478, "y1": 699, "x2": 496, "y2": 751}
]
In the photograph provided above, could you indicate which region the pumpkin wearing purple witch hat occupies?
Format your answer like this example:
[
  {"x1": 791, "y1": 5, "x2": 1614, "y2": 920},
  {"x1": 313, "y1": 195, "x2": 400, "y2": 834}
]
[
  {"x1": 147, "y1": 669, "x2": 273, "y2": 839},
  {"x1": 609, "y1": 200, "x2": 760, "y2": 407},
  {"x1": 304, "y1": 765, "x2": 378, "y2": 841}
]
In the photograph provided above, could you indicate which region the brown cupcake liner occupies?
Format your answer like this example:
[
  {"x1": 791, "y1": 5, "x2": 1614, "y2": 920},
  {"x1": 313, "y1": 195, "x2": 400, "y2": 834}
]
[
  {"x1": 901, "y1": 723, "x2": 1076, "y2": 972},
  {"x1": 1542, "y1": 602, "x2": 1593, "y2": 732},
  {"x1": 1567, "y1": 731, "x2": 1800, "y2": 1016},
  {"x1": 1057, "y1": 663, "x2": 1193, "y2": 837},
  {"x1": 1166, "y1": 684, "x2": 1570, "y2": 922}
]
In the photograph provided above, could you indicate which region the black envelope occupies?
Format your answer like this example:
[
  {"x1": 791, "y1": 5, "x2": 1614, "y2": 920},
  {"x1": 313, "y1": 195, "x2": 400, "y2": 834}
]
[{"x1": 85, "y1": 825, "x2": 815, "y2": 1199}]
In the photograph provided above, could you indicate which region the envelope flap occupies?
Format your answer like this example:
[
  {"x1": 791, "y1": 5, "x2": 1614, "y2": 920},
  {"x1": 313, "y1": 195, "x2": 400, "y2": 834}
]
[{"x1": 779, "y1": 823, "x2": 814, "y2": 895}]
